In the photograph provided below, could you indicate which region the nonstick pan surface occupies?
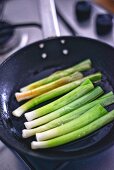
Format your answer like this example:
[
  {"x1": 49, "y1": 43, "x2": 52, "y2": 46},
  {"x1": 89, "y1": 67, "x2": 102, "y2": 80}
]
[{"x1": 0, "y1": 36, "x2": 114, "y2": 160}]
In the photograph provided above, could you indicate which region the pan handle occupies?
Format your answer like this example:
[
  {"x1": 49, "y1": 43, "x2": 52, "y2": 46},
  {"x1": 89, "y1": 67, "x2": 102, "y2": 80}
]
[{"x1": 39, "y1": 0, "x2": 60, "y2": 38}]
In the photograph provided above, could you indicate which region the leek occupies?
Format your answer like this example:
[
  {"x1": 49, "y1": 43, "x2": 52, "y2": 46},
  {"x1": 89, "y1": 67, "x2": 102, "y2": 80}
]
[
  {"x1": 24, "y1": 86, "x2": 103, "y2": 129},
  {"x1": 36, "y1": 104, "x2": 107, "y2": 141},
  {"x1": 12, "y1": 72, "x2": 101, "y2": 117},
  {"x1": 16, "y1": 72, "x2": 83, "y2": 102},
  {"x1": 22, "y1": 92, "x2": 114, "y2": 138},
  {"x1": 20, "y1": 59, "x2": 91, "y2": 92},
  {"x1": 25, "y1": 79, "x2": 94, "y2": 121},
  {"x1": 31, "y1": 109, "x2": 114, "y2": 149}
]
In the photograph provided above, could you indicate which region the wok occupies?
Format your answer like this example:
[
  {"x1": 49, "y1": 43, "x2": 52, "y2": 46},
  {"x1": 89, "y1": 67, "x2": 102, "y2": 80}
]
[{"x1": 0, "y1": 0, "x2": 114, "y2": 160}]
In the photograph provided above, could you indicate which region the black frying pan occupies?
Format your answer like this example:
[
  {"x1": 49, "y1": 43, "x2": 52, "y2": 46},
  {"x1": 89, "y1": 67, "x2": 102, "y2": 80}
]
[{"x1": 0, "y1": 0, "x2": 114, "y2": 160}]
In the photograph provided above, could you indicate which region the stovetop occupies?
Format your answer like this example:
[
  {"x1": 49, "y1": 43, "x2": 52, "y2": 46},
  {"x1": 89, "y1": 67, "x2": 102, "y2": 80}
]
[
  {"x1": 0, "y1": 0, "x2": 71, "y2": 64},
  {"x1": 0, "y1": 0, "x2": 42, "y2": 64},
  {"x1": 0, "y1": 0, "x2": 114, "y2": 170},
  {"x1": 56, "y1": 0, "x2": 114, "y2": 46}
]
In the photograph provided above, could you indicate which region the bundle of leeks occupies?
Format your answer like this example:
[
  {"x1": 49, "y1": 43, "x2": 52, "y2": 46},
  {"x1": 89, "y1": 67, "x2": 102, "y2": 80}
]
[{"x1": 12, "y1": 59, "x2": 114, "y2": 149}]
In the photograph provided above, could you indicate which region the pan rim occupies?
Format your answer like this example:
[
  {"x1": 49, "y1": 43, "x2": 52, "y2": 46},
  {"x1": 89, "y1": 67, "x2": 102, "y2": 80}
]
[
  {"x1": 0, "y1": 130, "x2": 114, "y2": 160},
  {"x1": 0, "y1": 35, "x2": 114, "y2": 69}
]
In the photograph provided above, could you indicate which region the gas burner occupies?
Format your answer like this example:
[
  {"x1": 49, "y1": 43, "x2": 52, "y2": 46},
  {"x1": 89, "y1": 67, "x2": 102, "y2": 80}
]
[{"x1": 0, "y1": 20, "x2": 22, "y2": 54}]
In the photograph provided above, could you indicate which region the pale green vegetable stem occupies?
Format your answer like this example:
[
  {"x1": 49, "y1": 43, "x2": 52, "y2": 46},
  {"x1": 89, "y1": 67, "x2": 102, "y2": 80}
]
[
  {"x1": 22, "y1": 92, "x2": 114, "y2": 138},
  {"x1": 24, "y1": 86, "x2": 103, "y2": 129},
  {"x1": 25, "y1": 79, "x2": 94, "y2": 121},
  {"x1": 20, "y1": 59, "x2": 91, "y2": 92},
  {"x1": 31, "y1": 109, "x2": 114, "y2": 149},
  {"x1": 36, "y1": 104, "x2": 107, "y2": 141},
  {"x1": 12, "y1": 73, "x2": 101, "y2": 117}
]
